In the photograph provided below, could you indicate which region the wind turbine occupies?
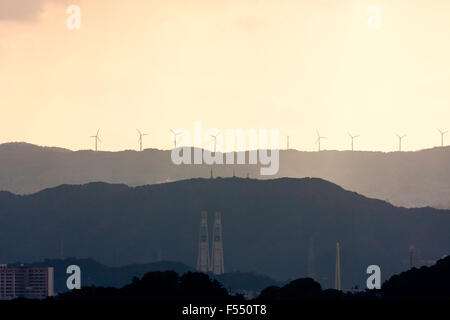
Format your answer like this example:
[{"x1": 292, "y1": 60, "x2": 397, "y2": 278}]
[
  {"x1": 90, "y1": 129, "x2": 101, "y2": 152},
  {"x1": 170, "y1": 129, "x2": 183, "y2": 148},
  {"x1": 316, "y1": 131, "x2": 327, "y2": 152},
  {"x1": 209, "y1": 132, "x2": 221, "y2": 153},
  {"x1": 438, "y1": 129, "x2": 448, "y2": 147},
  {"x1": 137, "y1": 129, "x2": 149, "y2": 152},
  {"x1": 396, "y1": 133, "x2": 406, "y2": 152},
  {"x1": 348, "y1": 133, "x2": 359, "y2": 152}
]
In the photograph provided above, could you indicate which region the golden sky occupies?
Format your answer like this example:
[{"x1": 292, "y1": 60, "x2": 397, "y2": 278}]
[{"x1": 0, "y1": 0, "x2": 449, "y2": 152}]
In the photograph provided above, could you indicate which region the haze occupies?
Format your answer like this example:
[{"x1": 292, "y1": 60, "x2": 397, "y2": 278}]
[{"x1": 0, "y1": 0, "x2": 449, "y2": 151}]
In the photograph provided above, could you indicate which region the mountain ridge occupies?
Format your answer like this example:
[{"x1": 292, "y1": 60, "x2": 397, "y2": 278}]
[
  {"x1": 9, "y1": 257, "x2": 281, "y2": 294},
  {"x1": 1, "y1": 142, "x2": 449, "y2": 208},
  {"x1": 1, "y1": 177, "x2": 449, "y2": 289}
]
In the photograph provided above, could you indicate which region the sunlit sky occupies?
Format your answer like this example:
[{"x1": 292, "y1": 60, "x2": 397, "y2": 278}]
[{"x1": 0, "y1": 0, "x2": 449, "y2": 152}]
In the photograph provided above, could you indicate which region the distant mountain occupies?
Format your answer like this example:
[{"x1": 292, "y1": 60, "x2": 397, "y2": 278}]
[
  {"x1": 0, "y1": 142, "x2": 449, "y2": 208},
  {"x1": 1, "y1": 177, "x2": 449, "y2": 289},
  {"x1": 9, "y1": 258, "x2": 193, "y2": 294},
  {"x1": 22, "y1": 256, "x2": 450, "y2": 303},
  {"x1": 258, "y1": 255, "x2": 450, "y2": 301},
  {"x1": 9, "y1": 258, "x2": 280, "y2": 294}
]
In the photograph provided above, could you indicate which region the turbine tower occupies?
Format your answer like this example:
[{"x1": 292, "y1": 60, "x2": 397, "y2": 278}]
[
  {"x1": 137, "y1": 129, "x2": 149, "y2": 152},
  {"x1": 396, "y1": 134, "x2": 406, "y2": 152},
  {"x1": 210, "y1": 132, "x2": 221, "y2": 153},
  {"x1": 90, "y1": 129, "x2": 101, "y2": 151},
  {"x1": 316, "y1": 131, "x2": 327, "y2": 152},
  {"x1": 348, "y1": 133, "x2": 359, "y2": 152},
  {"x1": 211, "y1": 212, "x2": 225, "y2": 275},
  {"x1": 196, "y1": 211, "x2": 210, "y2": 273},
  {"x1": 170, "y1": 129, "x2": 183, "y2": 148},
  {"x1": 334, "y1": 242, "x2": 341, "y2": 291},
  {"x1": 438, "y1": 129, "x2": 448, "y2": 147}
]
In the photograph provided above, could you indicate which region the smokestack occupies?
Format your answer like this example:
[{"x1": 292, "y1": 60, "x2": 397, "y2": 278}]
[{"x1": 334, "y1": 242, "x2": 341, "y2": 291}]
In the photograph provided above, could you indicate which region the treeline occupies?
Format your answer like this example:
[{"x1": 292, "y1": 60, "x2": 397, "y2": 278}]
[
  {"x1": 57, "y1": 255, "x2": 450, "y2": 301},
  {"x1": 58, "y1": 271, "x2": 243, "y2": 302}
]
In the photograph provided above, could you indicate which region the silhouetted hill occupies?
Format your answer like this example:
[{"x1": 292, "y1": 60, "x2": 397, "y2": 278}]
[
  {"x1": 257, "y1": 278, "x2": 327, "y2": 301},
  {"x1": 213, "y1": 271, "x2": 283, "y2": 293},
  {"x1": 4, "y1": 255, "x2": 450, "y2": 304},
  {"x1": 381, "y1": 255, "x2": 450, "y2": 300},
  {"x1": 10, "y1": 258, "x2": 280, "y2": 294},
  {"x1": 1, "y1": 142, "x2": 449, "y2": 208},
  {"x1": 0, "y1": 178, "x2": 449, "y2": 289},
  {"x1": 58, "y1": 270, "x2": 238, "y2": 301},
  {"x1": 257, "y1": 255, "x2": 450, "y2": 301}
]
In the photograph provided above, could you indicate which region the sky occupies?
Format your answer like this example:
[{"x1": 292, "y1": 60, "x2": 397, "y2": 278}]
[{"x1": 0, "y1": 0, "x2": 449, "y2": 152}]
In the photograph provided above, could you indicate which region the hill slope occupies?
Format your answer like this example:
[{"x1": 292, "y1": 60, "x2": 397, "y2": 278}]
[
  {"x1": 0, "y1": 142, "x2": 449, "y2": 208},
  {"x1": 9, "y1": 258, "x2": 280, "y2": 294},
  {"x1": 0, "y1": 177, "x2": 449, "y2": 289},
  {"x1": 382, "y1": 255, "x2": 450, "y2": 299}
]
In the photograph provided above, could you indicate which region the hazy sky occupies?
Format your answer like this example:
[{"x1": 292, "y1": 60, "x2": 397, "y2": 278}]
[{"x1": 0, "y1": 0, "x2": 449, "y2": 152}]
